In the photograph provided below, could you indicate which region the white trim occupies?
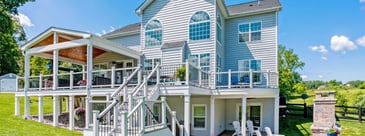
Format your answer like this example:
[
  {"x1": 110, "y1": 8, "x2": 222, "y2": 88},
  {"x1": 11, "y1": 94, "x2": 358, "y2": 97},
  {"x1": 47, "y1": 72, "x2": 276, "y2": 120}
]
[
  {"x1": 237, "y1": 21, "x2": 263, "y2": 44},
  {"x1": 192, "y1": 104, "x2": 207, "y2": 130},
  {"x1": 236, "y1": 103, "x2": 263, "y2": 130}
]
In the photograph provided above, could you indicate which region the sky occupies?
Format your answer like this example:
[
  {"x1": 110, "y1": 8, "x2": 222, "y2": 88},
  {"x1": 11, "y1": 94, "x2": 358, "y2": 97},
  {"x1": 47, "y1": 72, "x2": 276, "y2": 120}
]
[{"x1": 17, "y1": 0, "x2": 365, "y2": 83}]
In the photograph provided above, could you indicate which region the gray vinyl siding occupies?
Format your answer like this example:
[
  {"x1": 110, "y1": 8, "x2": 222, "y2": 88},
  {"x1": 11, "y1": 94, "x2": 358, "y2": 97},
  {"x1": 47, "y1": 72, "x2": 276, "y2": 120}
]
[
  {"x1": 224, "y1": 12, "x2": 278, "y2": 73},
  {"x1": 107, "y1": 34, "x2": 141, "y2": 52},
  {"x1": 162, "y1": 48, "x2": 183, "y2": 65},
  {"x1": 141, "y1": 0, "x2": 216, "y2": 69}
]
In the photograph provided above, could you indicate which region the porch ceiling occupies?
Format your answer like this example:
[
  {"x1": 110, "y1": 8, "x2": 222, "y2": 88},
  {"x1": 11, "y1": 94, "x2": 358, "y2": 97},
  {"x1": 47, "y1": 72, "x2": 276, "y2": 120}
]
[{"x1": 45, "y1": 46, "x2": 106, "y2": 63}]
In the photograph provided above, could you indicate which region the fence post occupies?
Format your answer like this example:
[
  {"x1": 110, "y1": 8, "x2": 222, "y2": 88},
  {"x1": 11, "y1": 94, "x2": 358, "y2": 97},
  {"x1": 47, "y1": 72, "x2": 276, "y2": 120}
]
[
  {"x1": 359, "y1": 107, "x2": 362, "y2": 122},
  {"x1": 141, "y1": 97, "x2": 145, "y2": 134},
  {"x1": 128, "y1": 94, "x2": 133, "y2": 112},
  {"x1": 171, "y1": 111, "x2": 176, "y2": 136},
  {"x1": 121, "y1": 111, "x2": 128, "y2": 136},
  {"x1": 228, "y1": 69, "x2": 231, "y2": 88},
  {"x1": 93, "y1": 110, "x2": 99, "y2": 136},
  {"x1": 304, "y1": 103, "x2": 307, "y2": 118},
  {"x1": 179, "y1": 125, "x2": 184, "y2": 136},
  {"x1": 113, "y1": 97, "x2": 119, "y2": 133},
  {"x1": 123, "y1": 77, "x2": 128, "y2": 102}
]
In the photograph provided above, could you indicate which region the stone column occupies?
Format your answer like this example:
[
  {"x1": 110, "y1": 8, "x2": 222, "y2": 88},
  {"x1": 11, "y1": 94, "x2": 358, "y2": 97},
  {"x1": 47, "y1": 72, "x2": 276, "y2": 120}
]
[{"x1": 311, "y1": 91, "x2": 337, "y2": 136}]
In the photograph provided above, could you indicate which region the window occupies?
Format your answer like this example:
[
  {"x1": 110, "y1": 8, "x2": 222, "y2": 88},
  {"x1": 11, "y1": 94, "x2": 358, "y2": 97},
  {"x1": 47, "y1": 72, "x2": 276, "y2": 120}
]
[
  {"x1": 189, "y1": 53, "x2": 210, "y2": 72},
  {"x1": 238, "y1": 59, "x2": 262, "y2": 83},
  {"x1": 239, "y1": 22, "x2": 262, "y2": 43},
  {"x1": 189, "y1": 11, "x2": 210, "y2": 40},
  {"x1": 193, "y1": 105, "x2": 206, "y2": 129},
  {"x1": 216, "y1": 13, "x2": 223, "y2": 44},
  {"x1": 144, "y1": 58, "x2": 161, "y2": 71},
  {"x1": 145, "y1": 20, "x2": 162, "y2": 47},
  {"x1": 93, "y1": 63, "x2": 108, "y2": 77},
  {"x1": 237, "y1": 104, "x2": 261, "y2": 127}
]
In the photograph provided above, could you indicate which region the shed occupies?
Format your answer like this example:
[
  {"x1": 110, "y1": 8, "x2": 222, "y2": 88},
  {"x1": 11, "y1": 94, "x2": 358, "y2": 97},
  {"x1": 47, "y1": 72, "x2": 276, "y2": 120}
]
[{"x1": 0, "y1": 73, "x2": 17, "y2": 92}]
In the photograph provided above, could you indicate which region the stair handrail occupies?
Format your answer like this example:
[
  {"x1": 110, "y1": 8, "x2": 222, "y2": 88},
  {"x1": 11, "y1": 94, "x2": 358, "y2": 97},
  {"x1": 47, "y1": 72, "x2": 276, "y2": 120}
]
[
  {"x1": 98, "y1": 99, "x2": 118, "y2": 118},
  {"x1": 163, "y1": 99, "x2": 184, "y2": 136},
  {"x1": 131, "y1": 64, "x2": 160, "y2": 97},
  {"x1": 111, "y1": 65, "x2": 142, "y2": 97}
]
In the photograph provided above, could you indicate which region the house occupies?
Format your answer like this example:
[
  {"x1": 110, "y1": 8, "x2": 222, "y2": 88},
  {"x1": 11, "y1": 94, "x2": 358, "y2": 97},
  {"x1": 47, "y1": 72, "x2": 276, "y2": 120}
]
[
  {"x1": 15, "y1": 0, "x2": 281, "y2": 136},
  {"x1": 0, "y1": 73, "x2": 17, "y2": 92}
]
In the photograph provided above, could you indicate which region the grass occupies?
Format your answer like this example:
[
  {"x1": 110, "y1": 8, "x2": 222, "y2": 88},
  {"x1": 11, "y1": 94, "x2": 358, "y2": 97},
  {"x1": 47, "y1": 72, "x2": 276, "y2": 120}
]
[
  {"x1": 280, "y1": 116, "x2": 365, "y2": 136},
  {"x1": 279, "y1": 88, "x2": 365, "y2": 135},
  {"x1": 0, "y1": 93, "x2": 82, "y2": 136}
]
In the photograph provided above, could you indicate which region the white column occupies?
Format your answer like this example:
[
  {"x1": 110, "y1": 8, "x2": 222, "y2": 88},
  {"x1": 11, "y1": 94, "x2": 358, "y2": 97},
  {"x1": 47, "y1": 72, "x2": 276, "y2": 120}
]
[
  {"x1": 24, "y1": 54, "x2": 30, "y2": 119},
  {"x1": 69, "y1": 95, "x2": 75, "y2": 130},
  {"x1": 210, "y1": 97, "x2": 215, "y2": 136},
  {"x1": 184, "y1": 95, "x2": 190, "y2": 136},
  {"x1": 38, "y1": 96, "x2": 44, "y2": 123},
  {"x1": 85, "y1": 41, "x2": 93, "y2": 128},
  {"x1": 39, "y1": 74, "x2": 43, "y2": 91},
  {"x1": 70, "y1": 71, "x2": 74, "y2": 89},
  {"x1": 111, "y1": 65, "x2": 115, "y2": 88},
  {"x1": 15, "y1": 96, "x2": 20, "y2": 116},
  {"x1": 274, "y1": 96, "x2": 280, "y2": 134},
  {"x1": 161, "y1": 97, "x2": 167, "y2": 125},
  {"x1": 52, "y1": 49, "x2": 59, "y2": 90},
  {"x1": 241, "y1": 96, "x2": 247, "y2": 136},
  {"x1": 228, "y1": 69, "x2": 232, "y2": 88},
  {"x1": 185, "y1": 60, "x2": 189, "y2": 85},
  {"x1": 53, "y1": 95, "x2": 59, "y2": 127}
]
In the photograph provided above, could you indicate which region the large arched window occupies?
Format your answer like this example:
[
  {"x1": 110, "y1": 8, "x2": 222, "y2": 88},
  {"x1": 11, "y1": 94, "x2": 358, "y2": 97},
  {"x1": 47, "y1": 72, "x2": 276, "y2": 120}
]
[
  {"x1": 145, "y1": 20, "x2": 162, "y2": 47},
  {"x1": 189, "y1": 11, "x2": 210, "y2": 40}
]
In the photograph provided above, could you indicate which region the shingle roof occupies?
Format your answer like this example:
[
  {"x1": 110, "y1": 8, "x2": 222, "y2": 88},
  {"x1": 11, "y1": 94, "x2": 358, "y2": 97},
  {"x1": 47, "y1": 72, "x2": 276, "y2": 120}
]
[
  {"x1": 161, "y1": 41, "x2": 186, "y2": 49},
  {"x1": 103, "y1": 23, "x2": 141, "y2": 38},
  {"x1": 227, "y1": 0, "x2": 281, "y2": 16}
]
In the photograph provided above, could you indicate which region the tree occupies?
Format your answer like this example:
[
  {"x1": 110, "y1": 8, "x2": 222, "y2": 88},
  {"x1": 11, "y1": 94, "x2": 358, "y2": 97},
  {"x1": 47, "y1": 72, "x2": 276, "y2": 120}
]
[
  {"x1": 30, "y1": 56, "x2": 50, "y2": 76},
  {"x1": 355, "y1": 95, "x2": 365, "y2": 108},
  {"x1": 278, "y1": 45, "x2": 305, "y2": 97},
  {"x1": 293, "y1": 82, "x2": 307, "y2": 94},
  {"x1": 326, "y1": 79, "x2": 342, "y2": 90},
  {"x1": 345, "y1": 80, "x2": 364, "y2": 88},
  {"x1": 0, "y1": 0, "x2": 34, "y2": 75}
]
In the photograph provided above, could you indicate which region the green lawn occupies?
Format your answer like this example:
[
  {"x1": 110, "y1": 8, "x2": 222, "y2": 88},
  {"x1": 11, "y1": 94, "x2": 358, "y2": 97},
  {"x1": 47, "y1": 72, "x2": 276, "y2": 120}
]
[
  {"x1": 0, "y1": 93, "x2": 82, "y2": 136},
  {"x1": 280, "y1": 116, "x2": 365, "y2": 136},
  {"x1": 280, "y1": 88, "x2": 365, "y2": 135}
]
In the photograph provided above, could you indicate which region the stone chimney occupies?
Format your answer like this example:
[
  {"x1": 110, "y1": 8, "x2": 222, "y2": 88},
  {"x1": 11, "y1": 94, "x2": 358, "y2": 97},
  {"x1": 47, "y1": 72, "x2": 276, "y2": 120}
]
[{"x1": 311, "y1": 91, "x2": 337, "y2": 136}]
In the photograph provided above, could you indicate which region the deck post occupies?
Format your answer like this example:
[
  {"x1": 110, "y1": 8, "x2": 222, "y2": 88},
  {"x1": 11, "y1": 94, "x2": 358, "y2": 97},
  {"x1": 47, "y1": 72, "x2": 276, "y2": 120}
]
[
  {"x1": 24, "y1": 54, "x2": 30, "y2": 119},
  {"x1": 241, "y1": 96, "x2": 247, "y2": 136},
  {"x1": 210, "y1": 97, "x2": 215, "y2": 136},
  {"x1": 171, "y1": 111, "x2": 176, "y2": 136},
  {"x1": 15, "y1": 96, "x2": 20, "y2": 116},
  {"x1": 138, "y1": 64, "x2": 142, "y2": 85},
  {"x1": 38, "y1": 95, "x2": 44, "y2": 123},
  {"x1": 111, "y1": 65, "x2": 116, "y2": 88},
  {"x1": 198, "y1": 67, "x2": 202, "y2": 86},
  {"x1": 140, "y1": 97, "x2": 145, "y2": 133},
  {"x1": 121, "y1": 111, "x2": 128, "y2": 136},
  {"x1": 228, "y1": 69, "x2": 232, "y2": 88},
  {"x1": 184, "y1": 95, "x2": 190, "y2": 136},
  {"x1": 161, "y1": 97, "x2": 167, "y2": 125},
  {"x1": 113, "y1": 97, "x2": 119, "y2": 133},
  {"x1": 70, "y1": 71, "x2": 74, "y2": 89},
  {"x1": 82, "y1": 65, "x2": 86, "y2": 80},
  {"x1": 39, "y1": 74, "x2": 43, "y2": 91},
  {"x1": 185, "y1": 60, "x2": 189, "y2": 85},
  {"x1": 53, "y1": 49, "x2": 59, "y2": 91},
  {"x1": 249, "y1": 69, "x2": 253, "y2": 88},
  {"x1": 86, "y1": 40, "x2": 93, "y2": 129},
  {"x1": 123, "y1": 77, "x2": 128, "y2": 102},
  {"x1": 156, "y1": 63, "x2": 160, "y2": 86},
  {"x1": 93, "y1": 110, "x2": 99, "y2": 136},
  {"x1": 53, "y1": 95, "x2": 59, "y2": 127},
  {"x1": 267, "y1": 70, "x2": 271, "y2": 88},
  {"x1": 143, "y1": 75, "x2": 147, "y2": 97},
  {"x1": 69, "y1": 95, "x2": 75, "y2": 130},
  {"x1": 128, "y1": 94, "x2": 133, "y2": 112},
  {"x1": 274, "y1": 96, "x2": 279, "y2": 133}
]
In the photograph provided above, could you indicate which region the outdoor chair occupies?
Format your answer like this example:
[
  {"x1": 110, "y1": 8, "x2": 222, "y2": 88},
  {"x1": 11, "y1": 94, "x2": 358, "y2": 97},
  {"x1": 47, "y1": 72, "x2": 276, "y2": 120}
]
[
  {"x1": 247, "y1": 120, "x2": 260, "y2": 136},
  {"x1": 265, "y1": 127, "x2": 284, "y2": 136},
  {"x1": 254, "y1": 130, "x2": 262, "y2": 136},
  {"x1": 232, "y1": 121, "x2": 242, "y2": 136}
]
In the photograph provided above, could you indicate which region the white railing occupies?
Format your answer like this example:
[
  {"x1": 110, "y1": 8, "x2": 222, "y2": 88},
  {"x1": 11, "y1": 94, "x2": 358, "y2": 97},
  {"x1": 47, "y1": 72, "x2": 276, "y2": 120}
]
[
  {"x1": 215, "y1": 69, "x2": 278, "y2": 89},
  {"x1": 16, "y1": 66, "x2": 139, "y2": 91}
]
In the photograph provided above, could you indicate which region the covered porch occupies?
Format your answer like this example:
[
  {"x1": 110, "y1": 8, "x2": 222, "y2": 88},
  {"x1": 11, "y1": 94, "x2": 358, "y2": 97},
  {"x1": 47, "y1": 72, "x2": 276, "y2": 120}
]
[{"x1": 17, "y1": 27, "x2": 143, "y2": 129}]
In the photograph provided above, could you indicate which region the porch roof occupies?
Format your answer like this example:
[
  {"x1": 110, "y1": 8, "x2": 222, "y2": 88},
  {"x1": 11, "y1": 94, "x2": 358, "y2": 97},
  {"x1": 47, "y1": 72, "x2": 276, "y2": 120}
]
[{"x1": 21, "y1": 27, "x2": 142, "y2": 65}]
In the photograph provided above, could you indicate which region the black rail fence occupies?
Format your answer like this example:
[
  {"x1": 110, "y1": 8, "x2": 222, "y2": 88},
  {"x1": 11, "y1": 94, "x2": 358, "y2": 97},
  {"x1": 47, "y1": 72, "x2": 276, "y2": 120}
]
[{"x1": 280, "y1": 103, "x2": 365, "y2": 122}]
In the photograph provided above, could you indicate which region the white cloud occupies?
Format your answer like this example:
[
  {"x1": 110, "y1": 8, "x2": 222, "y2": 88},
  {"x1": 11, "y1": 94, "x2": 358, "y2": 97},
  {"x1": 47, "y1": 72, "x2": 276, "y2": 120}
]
[
  {"x1": 110, "y1": 26, "x2": 115, "y2": 32},
  {"x1": 102, "y1": 30, "x2": 107, "y2": 35},
  {"x1": 356, "y1": 36, "x2": 365, "y2": 47},
  {"x1": 310, "y1": 45, "x2": 328, "y2": 54},
  {"x1": 301, "y1": 75, "x2": 308, "y2": 79},
  {"x1": 95, "y1": 33, "x2": 102, "y2": 36},
  {"x1": 321, "y1": 56, "x2": 328, "y2": 60},
  {"x1": 361, "y1": 0, "x2": 365, "y2": 3},
  {"x1": 330, "y1": 35, "x2": 357, "y2": 53},
  {"x1": 318, "y1": 75, "x2": 324, "y2": 78},
  {"x1": 14, "y1": 13, "x2": 34, "y2": 27}
]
